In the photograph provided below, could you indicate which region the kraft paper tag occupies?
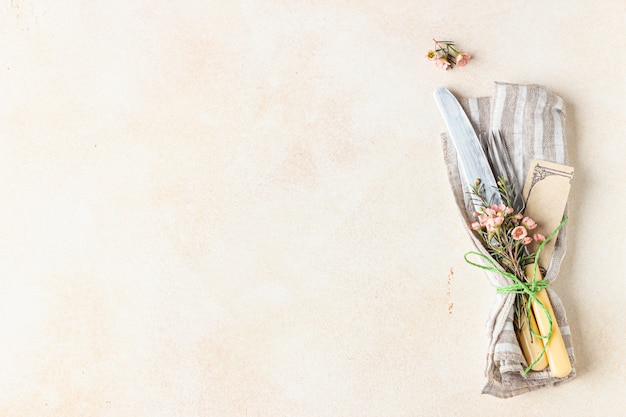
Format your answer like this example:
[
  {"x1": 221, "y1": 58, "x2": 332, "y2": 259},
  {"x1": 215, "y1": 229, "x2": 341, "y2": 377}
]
[{"x1": 522, "y1": 159, "x2": 574, "y2": 270}]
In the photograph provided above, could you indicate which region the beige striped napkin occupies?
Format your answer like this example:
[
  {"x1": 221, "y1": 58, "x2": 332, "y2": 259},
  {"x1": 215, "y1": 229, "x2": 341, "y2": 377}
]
[{"x1": 441, "y1": 82, "x2": 576, "y2": 398}]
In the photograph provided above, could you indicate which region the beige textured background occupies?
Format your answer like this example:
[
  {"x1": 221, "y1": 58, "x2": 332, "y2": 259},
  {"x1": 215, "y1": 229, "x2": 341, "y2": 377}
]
[{"x1": 1, "y1": 0, "x2": 625, "y2": 415}]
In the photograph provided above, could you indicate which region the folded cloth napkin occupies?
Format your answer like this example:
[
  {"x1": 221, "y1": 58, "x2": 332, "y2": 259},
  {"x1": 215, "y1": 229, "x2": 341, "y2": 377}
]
[{"x1": 441, "y1": 82, "x2": 576, "y2": 398}]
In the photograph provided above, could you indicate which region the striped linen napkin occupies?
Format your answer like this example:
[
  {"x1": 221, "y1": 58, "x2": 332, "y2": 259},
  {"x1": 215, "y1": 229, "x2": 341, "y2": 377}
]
[{"x1": 441, "y1": 82, "x2": 576, "y2": 398}]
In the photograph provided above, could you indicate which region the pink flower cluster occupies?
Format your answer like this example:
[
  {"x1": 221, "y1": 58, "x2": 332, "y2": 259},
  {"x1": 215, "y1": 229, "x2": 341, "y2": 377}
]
[
  {"x1": 470, "y1": 204, "x2": 545, "y2": 245},
  {"x1": 470, "y1": 203, "x2": 511, "y2": 232},
  {"x1": 426, "y1": 39, "x2": 471, "y2": 71}
]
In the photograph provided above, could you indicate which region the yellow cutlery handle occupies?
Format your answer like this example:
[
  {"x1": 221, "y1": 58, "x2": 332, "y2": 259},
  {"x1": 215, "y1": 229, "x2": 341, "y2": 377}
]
[
  {"x1": 516, "y1": 299, "x2": 549, "y2": 371},
  {"x1": 524, "y1": 264, "x2": 572, "y2": 378}
]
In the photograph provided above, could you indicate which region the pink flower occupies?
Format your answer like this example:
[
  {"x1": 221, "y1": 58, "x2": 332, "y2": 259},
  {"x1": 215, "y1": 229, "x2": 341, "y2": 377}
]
[
  {"x1": 427, "y1": 40, "x2": 471, "y2": 71},
  {"x1": 505, "y1": 207, "x2": 514, "y2": 215},
  {"x1": 491, "y1": 204, "x2": 507, "y2": 216},
  {"x1": 511, "y1": 226, "x2": 528, "y2": 240},
  {"x1": 533, "y1": 233, "x2": 546, "y2": 242},
  {"x1": 435, "y1": 57, "x2": 451, "y2": 70},
  {"x1": 515, "y1": 213, "x2": 523, "y2": 220},
  {"x1": 522, "y1": 216, "x2": 538, "y2": 230},
  {"x1": 522, "y1": 236, "x2": 533, "y2": 245},
  {"x1": 456, "y1": 52, "x2": 471, "y2": 67},
  {"x1": 471, "y1": 221, "x2": 481, "y2": 230}
]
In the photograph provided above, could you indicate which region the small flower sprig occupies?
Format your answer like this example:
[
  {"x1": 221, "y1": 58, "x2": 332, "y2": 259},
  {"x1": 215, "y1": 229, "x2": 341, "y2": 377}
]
[
  {"x1": 426, "y1": 39, "x2": 471, "y2": 70},
  {"x1": 468, "y1": 178, "x2": 544, "y2": 278}
]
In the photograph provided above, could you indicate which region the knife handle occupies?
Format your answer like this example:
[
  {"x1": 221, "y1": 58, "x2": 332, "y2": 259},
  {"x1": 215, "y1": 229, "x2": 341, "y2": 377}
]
[
  {"x1": 524, "y1": 264, "x2": 572, "y2": 378},
  {"x1": 516, "y1": 296, "x2": 549, "y2": 371}
]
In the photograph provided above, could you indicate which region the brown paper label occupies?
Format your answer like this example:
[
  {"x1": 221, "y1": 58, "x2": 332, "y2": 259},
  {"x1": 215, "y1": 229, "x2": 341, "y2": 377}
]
[{"x1": 522, "y1": 160, "x2": 574, "y2": 269}]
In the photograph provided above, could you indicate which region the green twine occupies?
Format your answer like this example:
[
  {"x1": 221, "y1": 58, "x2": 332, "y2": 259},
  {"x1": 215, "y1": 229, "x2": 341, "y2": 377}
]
[{"x1": 464, "y1": 216, "x2": 568, "y2": 375}]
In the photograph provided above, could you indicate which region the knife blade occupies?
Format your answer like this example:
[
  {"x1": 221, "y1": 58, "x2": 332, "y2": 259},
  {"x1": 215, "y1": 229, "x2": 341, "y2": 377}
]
[{"x1": 434, "y1": 87, "x2": 501, "y2": 209}]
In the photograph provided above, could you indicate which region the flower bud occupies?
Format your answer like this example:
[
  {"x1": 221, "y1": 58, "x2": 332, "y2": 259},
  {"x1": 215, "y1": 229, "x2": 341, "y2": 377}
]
[{"x1": 522, "y1": 216, "x2": 538, "y2": 230}]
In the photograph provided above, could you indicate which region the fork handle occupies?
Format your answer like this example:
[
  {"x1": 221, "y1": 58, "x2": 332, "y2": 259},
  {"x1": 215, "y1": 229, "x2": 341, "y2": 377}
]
[{"x1": 524, "y1": 264, "x2": 572, "y2": 378}]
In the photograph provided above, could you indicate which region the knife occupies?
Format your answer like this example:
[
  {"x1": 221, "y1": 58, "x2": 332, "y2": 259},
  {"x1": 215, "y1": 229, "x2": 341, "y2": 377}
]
[{"x1": 433, "y1": 87, "x2": 501, "y2": 209}]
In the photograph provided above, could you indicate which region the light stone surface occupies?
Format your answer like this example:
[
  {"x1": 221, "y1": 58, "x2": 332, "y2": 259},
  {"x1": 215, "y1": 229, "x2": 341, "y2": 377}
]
[{"x1": 1, "y1": 0, "x2": 625, "y2": 415}]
